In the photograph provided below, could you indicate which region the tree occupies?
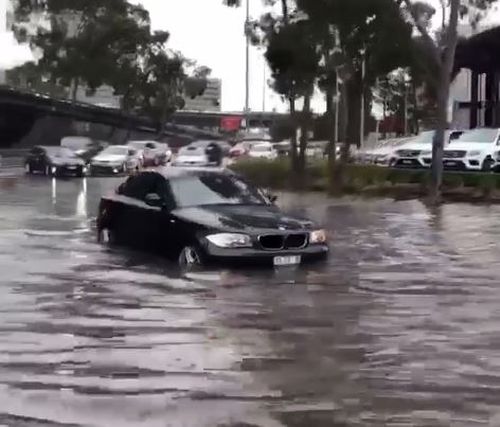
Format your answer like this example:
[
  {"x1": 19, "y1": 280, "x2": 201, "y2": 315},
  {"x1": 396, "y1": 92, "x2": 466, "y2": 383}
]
[
  {"x1": 12, "y1": 0, "x2": 210, "y2": 131},
  {"x1": 13, "y1": 0, "x2": 155, "y2": 100},
  {"x1": 265, "y1": 19, "x2": 320, "y2": 180},
  {"x1": 399, "y1": 0, "x2": 498, "y2": 202},
  {"x1": 297, "y1": 0, "x2": 414, "y2": 191}
]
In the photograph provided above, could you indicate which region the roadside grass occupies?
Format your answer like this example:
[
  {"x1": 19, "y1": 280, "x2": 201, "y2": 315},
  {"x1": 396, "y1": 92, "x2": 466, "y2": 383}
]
[{"x1": 230, "y1": 158, "x2": 500, "y2": 202}]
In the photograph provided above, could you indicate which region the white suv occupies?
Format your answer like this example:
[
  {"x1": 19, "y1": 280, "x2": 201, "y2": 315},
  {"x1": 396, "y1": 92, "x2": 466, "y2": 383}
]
[
  {"x1": 390, "y1": 130, "x2": 463, "y2": 169},
  {"x1": 443, "y1": 128, "x2": 499, "y2": 171}
]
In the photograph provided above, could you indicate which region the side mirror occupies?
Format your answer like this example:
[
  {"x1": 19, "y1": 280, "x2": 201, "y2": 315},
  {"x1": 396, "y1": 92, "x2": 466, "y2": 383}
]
[
  {"x1": 144, "y1": 193, "x2": 165, "y2": 208},
  {"x1": 265, "y1": 192, "x2": 277, "y2": 203}
]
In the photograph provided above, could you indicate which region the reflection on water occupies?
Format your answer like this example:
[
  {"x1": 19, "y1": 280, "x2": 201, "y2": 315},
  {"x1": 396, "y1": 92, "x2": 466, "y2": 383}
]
[{"x1": 0, "y1": 178, "x2": 500, "y2": 426}]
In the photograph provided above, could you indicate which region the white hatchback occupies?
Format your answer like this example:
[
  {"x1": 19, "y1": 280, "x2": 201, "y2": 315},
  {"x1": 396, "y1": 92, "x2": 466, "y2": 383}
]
[{"x1": 248, "y1": 143, "x2": 278, "y2": 160}]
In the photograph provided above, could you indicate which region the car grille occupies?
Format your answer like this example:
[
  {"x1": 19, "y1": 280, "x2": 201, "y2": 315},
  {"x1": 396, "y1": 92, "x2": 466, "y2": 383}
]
[
  {"x1": 91, "y1": 165, "x2": 119, "y2": 174},
  {"x1": 396, "y1": 150, "x2": 421, "y2": 157},
  {"x1": 443, "y1": 150, "x2": 466, "y2": 159},
  {"x1": 259, "y1": 233, "x2": 308, "y2": 250}
]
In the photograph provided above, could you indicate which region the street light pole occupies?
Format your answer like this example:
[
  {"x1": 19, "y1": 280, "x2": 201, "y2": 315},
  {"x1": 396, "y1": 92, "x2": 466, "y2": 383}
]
[
  {"x1": 245, "y1": 0, "x2": 250, "y2": 128},
  {"x1": 360, "y1": 50, "x2": 366, "y2": 149}
]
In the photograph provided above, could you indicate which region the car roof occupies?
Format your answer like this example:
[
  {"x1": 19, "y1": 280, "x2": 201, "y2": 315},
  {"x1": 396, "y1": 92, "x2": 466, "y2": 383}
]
[
  {"x1": 105, "y1": 145, "x2": 129, "y2": 149},
  {"x1": 37, "y1": 145, "x2": 67, "y2": 151},
  {"x1": 142, "y1": 166, "x2": 235, "y2": 180}
]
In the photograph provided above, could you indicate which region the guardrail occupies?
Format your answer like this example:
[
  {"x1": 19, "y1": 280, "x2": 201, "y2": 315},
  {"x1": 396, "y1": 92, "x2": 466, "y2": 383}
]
[{"x1": 1, "y1": 157, "x2": 24, "y2": 169}]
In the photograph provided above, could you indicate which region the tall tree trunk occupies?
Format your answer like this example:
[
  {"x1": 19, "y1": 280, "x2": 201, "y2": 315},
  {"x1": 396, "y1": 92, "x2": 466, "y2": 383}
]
[
  {"x1": 330, "y1": 80, "x2": 349, "y2": 194},
  {"x1": 289, "y1": 96, "x2": 298, "y2": 171},
  {"x1": 326, "y1": 84, "x2": 336, "y2": 172},
  {"x1": 71, "y1": 77, "x2": 80, "y2": 102},
  {"x1": 429, "y1": 0, "x2": 459, "y2": 203},
  {"x1": 281, "y1": 0, "x2": 288, "y2": 23},
  {"x1": 298, "y1": 91, "x2": 311, "y2": 179}
]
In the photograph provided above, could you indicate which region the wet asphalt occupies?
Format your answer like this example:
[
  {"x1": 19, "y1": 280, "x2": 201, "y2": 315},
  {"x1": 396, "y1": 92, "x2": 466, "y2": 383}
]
[{"x1": 1, "y1": 174, "x2": 500, "y2": 426}]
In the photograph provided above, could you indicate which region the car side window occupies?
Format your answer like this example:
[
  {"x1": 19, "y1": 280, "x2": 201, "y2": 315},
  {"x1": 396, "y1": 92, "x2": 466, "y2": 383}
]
[
  {"x1": 121, "y1": 172, "x2": 165, "y2": 202},
  {"x1": 121, "y1": 175, "x2": 147, "y2": 199}
]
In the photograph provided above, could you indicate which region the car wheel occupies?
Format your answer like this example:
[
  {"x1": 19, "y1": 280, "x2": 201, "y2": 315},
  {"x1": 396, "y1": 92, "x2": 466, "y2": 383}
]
[
  {"x1": 97, "y1": 227, "x2": 116, "y2": 245},
  {"x1": 482, "y1": 157, "x2": 494, "y2": 172},
  {"x1": 178, "y1": 245, "x2": 203, "y2": 268}
]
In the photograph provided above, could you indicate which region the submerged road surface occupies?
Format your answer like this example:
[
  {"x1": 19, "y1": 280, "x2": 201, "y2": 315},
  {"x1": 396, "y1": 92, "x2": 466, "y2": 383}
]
[{"x1": 1, "y1": 175, "x2": 500, "y2": 426}]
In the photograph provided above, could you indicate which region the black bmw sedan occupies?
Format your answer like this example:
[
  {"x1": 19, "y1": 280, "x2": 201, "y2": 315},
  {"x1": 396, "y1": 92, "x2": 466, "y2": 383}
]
[
  {"x1": 97, "y1": 168, "x2": 329, "y2": 267},
  {"x1": 25, "y1": 146, "x2": 87, "y2": 177}
]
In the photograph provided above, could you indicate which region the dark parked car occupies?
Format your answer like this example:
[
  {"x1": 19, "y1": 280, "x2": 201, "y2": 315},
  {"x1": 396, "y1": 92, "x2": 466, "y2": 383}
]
[
  {"x1": 97, "y1": 168, "x2": 329, "y2": 267},
  {"x1": 25, "y1": 146, "x2": 87, "y2": 177}
]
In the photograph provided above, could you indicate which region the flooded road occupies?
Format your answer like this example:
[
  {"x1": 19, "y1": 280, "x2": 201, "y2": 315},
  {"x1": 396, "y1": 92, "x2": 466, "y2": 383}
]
[{"x1": 1, "y1": 175, "x2": 500, "y2": 426}]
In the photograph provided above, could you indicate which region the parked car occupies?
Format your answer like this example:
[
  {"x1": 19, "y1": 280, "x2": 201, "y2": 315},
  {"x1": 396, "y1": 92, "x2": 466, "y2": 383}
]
[
  {"x1": 127, "y1": 140, "x2": 172, "y2": 166},
  {"x1": 96, "y1": 168, "x2": 329, "y2": 267},
  {"x1": 173, "y1": 145, "x2": 212, "y2": 167},
  {"x1": 61, "y1": 136, "x2": 108, "y2": 163},
  {"x1": 273, "y1": 141, "x2": 291, "y2": 157},
  {"x1": 229, "y1": 142, "x2": 251, "y2": 159},
  {"x1": 248, "y1": 142, "x2": 278, "y2": 160},
  {"x1": 89, "y1": 145, "x2": 142, "y2": 176},
  {"x1": 443, "y1": 128, "x2": 499, "y2": 171},
  {"x1": 25, "y1": 146, "x2": 87, "y2": 177},
  {"x1": 390, "y1": 130, "x2": 463, "y2": 169}
]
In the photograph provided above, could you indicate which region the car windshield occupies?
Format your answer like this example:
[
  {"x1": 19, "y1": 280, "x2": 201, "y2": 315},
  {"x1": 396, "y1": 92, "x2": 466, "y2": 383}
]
[
  {"x1": 411, "y1": 131, "x2": 435, "y2": 144},
  {"x1": 103, "y1": 146, "x2": 128, "y2": 155},
  {"x1": 252, "y1": 145, "x2": 272, "y2": 152},
  {"x1": 169, "y1": 174, "x2": 267, "y2": 207},
  {"x1": 128, "y1": 141, "x2": 148, "y2": 149},
  {"x1": 45, "y1": 147, "x2": 77, "y2": 158},
  {"x1": 179, "y1": 147, "x2": 205, "y2": 156},
  {"x1": 454, "y1": 128, "x2": 499, "y2": 143},
  {"x1": 61, "y1": 138, "x2": 91, "y2": 150}
]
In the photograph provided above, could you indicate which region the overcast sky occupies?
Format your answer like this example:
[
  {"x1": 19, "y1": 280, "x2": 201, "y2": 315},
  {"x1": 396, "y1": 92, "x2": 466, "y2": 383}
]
[
  {"x1": 2, "y1": 0, "x2": 500, "y2": 112},
  {"x1": 137, "y1": 0, "x2": 284, "y2": 112}
]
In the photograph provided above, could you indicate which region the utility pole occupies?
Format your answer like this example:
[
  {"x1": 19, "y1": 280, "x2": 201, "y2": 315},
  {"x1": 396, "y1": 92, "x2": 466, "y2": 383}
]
[
  {"x1": 262, "y1": 63, "x2": 266, "y2": 112},
  {"x1": 360, "y1": 49, "x2": 366, "y2": 148},
  {"x1": 244, "y1": 0, "x2": 250, "y2": 129}
]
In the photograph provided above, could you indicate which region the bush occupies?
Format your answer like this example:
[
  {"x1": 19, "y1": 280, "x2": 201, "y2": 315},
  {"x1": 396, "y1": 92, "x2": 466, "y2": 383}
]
[
  {"x1": 477, "y1": 174, "x2": 497, "y2": 197},
  {"x1": 230, "y1": 158, "x2": 291, "y2": 189},
  {"x1": 442, "y1": 173, "x2": 464, "y2": 189},
  {"x1": 231, "y1": 159, "x2": 500, "y2": 199}
]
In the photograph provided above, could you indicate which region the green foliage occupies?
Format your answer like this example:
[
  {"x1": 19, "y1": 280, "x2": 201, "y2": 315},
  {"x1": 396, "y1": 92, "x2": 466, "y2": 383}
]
[
  {"x1": 269, "y1": 118, "x2": 295, "y2": 142},
  {"x1": 12, "y1": 0, "x2": 210, "y2": 128},
  {"x1": 231, "y1": 159, "x2": 500, "y2": 199}
]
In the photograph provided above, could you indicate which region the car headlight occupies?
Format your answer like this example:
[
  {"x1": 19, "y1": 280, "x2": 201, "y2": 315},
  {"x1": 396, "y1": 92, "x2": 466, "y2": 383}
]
[
  {"x1": 205, "y1": 233, "x2": 252, "y2": 248},
  {"x1": 421, "y1": 150, "x2": 431, "y2": 156},
  {"x1": 310, "y1": 229, "x2": 327, "y2": 244},
  {"x1": 468, "y1": 150, "x2": 482, "y2": 157}
]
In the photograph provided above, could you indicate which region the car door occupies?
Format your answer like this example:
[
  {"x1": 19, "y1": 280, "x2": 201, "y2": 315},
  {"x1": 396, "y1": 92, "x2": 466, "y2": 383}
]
[
  {"x1": 26, "y1": 148, "x2": 37, "y2": 171},
  {"x1": 147, "y1": 175, "x2": 180, "y2": 257},
  {"x1": 117, "y1": 174, "x2": 154, "y2": 248},
  {"x1": 28, "y1": 147, "x2": 44, "y2": 172}
]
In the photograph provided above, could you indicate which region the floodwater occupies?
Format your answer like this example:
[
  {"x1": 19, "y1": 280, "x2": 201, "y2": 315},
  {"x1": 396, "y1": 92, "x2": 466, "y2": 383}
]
[{"x1": 1, "y1": 175, "x2": 500, "y2": 426}]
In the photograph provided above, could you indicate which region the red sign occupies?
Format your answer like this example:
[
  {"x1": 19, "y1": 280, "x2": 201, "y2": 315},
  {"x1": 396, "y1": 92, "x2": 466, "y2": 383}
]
[{"x1": 220, "y1": 116, "x2": 242, "y2": 131}]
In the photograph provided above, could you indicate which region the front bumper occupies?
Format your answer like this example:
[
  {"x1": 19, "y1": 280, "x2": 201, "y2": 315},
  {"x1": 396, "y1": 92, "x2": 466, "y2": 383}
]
[
  {"x1": 90, "y1": 164, "x2": 126, "y2": 175},
  {"x1": 202, "y1": 243, "x2": 329, "y2": 267},
  {"x1": 52, "y1": 164, "x2": 85, "y2": 176},
  {"x1": 391, "y1": 157, "x2": 426, "y2": 168}
]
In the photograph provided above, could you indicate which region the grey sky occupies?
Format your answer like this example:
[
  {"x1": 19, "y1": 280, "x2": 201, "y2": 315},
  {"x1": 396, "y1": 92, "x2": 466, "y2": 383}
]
[{"x1": 137, "y1": 0, "x2": 284, "y2": 112}]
